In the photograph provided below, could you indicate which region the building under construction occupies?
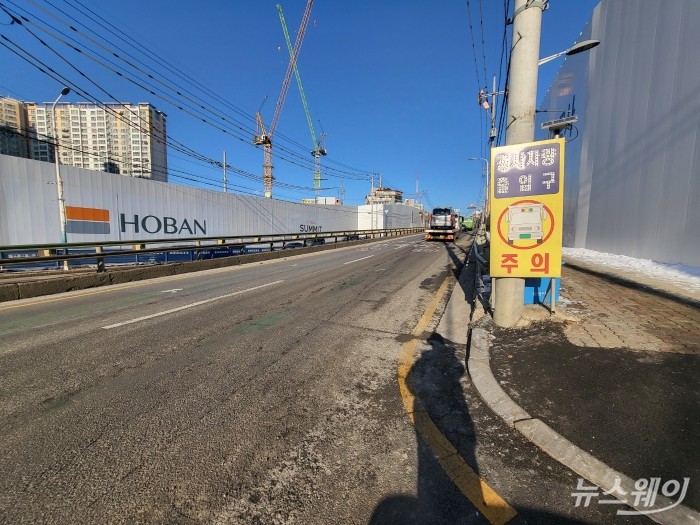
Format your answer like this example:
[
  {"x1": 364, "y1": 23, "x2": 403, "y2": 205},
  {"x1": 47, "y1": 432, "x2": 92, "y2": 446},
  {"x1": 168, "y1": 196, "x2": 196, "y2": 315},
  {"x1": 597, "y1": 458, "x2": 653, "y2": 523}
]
[{"x1": 365, "y1": 187, "x2": 403, "y2": 205}]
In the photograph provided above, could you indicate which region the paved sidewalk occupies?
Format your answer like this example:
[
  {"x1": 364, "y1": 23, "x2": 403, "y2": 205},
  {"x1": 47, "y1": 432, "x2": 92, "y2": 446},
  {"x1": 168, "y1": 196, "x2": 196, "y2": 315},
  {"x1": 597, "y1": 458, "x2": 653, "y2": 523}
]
[
  {"x1": 559, "y1": 264, "x2": 700, "y2": 353},
  {"x1": 466, "y1": 254, "x2": 700, "y2": 523}
]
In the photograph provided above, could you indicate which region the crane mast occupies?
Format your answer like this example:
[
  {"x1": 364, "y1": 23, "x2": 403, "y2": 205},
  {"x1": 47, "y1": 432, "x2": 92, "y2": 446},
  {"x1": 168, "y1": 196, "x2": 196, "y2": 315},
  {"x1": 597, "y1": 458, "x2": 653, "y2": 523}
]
[
  {"x1": 254, "y1": 0, "x2": 314, "y2": 198},
  {"x1": 277, "y1": 4, "x2": 327, "y2": 196},
  {"x1": 253, "y1": 112, "x2": 273, "y2": 197}
]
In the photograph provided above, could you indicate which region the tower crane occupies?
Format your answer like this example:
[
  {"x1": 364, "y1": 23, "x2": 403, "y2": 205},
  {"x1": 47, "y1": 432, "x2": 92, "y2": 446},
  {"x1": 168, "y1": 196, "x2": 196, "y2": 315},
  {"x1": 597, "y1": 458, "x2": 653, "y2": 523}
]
[
  {"x1": 277, "y1": 3, "x2": 326, "y2": 197},
  {"x1": 254, "y1": 0, "x2": 314, "y2": 198}
]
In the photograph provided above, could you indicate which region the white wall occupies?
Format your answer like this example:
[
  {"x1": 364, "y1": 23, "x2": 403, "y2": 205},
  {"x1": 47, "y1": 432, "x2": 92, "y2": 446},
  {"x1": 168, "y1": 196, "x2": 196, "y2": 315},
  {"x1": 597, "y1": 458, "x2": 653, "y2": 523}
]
[
  {"x1": 537, "y1": 0, "x2": 700, "y2": 266},
  {"x1": 357, "y1": 203, "x2": 423, "y2": 231},
  {"x1": 0, "y1": 155, "x2": 419, "y2": 246}
]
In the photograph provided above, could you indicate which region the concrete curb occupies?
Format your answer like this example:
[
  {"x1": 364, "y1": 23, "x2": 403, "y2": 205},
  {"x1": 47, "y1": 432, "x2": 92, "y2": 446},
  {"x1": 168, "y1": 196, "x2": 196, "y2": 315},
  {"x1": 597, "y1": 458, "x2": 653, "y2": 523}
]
[
  {"x1": 467, "y1": 325, "x2": 700, "y2": 525},
  {"x1": 435, "y1": 261, "x2": 472, "y2": 346},
  {"x1": 467, "y1": 328, "x2": 531, "y2": 426}
]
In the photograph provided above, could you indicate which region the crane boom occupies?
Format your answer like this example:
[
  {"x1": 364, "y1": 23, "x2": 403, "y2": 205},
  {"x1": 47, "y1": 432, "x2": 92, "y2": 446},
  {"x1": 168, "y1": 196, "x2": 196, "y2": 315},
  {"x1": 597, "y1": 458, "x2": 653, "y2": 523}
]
[
  {"x1": 278, "y1": 3, "x2": 326, "y2": 194},
  {"x1": 269, "y1": 0, "x2": 314, "y2": 138},
  {"x1": 278, "y1": 5, "x2": 317, "y2": 151},
  {"x1": 254, "y1": 0, "x2": 314, "y2": 198}
]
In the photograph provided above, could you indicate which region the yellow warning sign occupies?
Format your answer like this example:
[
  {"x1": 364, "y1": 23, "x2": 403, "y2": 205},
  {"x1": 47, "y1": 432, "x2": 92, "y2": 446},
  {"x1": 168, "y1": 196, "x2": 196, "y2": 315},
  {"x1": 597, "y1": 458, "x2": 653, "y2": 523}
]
[{"x1": 489, "y1": 138, "x2": 565, "y2": 277}]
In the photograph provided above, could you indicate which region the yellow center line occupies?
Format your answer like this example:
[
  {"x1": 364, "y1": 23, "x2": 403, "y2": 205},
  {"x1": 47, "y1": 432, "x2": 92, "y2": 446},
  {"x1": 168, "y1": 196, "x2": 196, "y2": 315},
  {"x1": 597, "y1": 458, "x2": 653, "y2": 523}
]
[{"x1": 398, "y1": 275, "x2": 517, "y2": 525}]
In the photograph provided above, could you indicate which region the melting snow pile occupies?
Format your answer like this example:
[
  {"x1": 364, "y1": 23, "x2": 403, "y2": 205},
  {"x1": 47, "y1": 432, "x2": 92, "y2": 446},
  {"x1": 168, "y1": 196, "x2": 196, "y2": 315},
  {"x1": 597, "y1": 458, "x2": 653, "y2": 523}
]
[{"x1": 563, "y1": 248, "x2": 700, "y2": 293}]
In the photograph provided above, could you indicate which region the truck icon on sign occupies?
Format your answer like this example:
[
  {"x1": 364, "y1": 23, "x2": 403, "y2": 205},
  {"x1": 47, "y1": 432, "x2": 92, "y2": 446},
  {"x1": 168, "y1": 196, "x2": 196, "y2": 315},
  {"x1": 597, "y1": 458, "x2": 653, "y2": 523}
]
[{"x1": 505, "y1": 203, "x2": 547, "y2": 244}]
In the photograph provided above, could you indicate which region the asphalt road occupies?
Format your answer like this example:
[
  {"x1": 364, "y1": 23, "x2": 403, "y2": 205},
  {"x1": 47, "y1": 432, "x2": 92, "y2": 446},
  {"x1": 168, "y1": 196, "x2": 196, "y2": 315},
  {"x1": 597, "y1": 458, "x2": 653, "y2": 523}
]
[
  {"x1": 0, "y1": 234, "x2": 665, "y2": 524},
  {"x1": 0, "y1": 235, "x2": 475, "y2": 523}
]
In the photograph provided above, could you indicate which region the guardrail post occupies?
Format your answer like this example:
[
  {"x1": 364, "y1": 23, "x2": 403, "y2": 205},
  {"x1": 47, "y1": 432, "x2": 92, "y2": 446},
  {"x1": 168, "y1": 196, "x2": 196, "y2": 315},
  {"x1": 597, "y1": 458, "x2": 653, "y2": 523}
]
[
  {"x1": 95, "y1": 246, "x2": 105, "y2": 273},
  {"x1": 39, "y1": 248, "x2": 60, "y2": 269},
  {"x1": 132, "y1": 244, "x2": 144, "y2": 264}
]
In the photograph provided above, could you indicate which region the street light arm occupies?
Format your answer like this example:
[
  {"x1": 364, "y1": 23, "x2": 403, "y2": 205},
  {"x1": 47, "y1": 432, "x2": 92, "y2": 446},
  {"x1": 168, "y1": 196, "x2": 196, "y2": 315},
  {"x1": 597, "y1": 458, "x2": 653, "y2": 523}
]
[
  {"x1": 538, "y1": 39, "x2": 600, "y2": 66},
  {"x1": 468, "y1": 156, "x2": 489, "y2": 171},
  {"x1": 537, "y1": 49, "x2": 568, "y2": 66}
]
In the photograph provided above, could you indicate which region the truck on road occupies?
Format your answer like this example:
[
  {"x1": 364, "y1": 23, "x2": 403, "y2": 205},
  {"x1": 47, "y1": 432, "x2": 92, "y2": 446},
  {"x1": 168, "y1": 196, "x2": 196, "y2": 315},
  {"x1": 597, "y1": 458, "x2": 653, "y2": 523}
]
[{"x1": 424, "y1": 207, "x2": 460, "y2": 241}]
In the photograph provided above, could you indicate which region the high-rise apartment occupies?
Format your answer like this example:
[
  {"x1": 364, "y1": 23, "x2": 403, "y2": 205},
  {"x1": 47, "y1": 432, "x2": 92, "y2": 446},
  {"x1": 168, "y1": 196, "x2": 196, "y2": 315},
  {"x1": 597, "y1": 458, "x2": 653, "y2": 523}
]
[
  {"x1": 0, "y1": 97, "x2": 29, "y2": 159},
  {"x1": 0, "y1": 97, "x2": 168, "y2": 182}
]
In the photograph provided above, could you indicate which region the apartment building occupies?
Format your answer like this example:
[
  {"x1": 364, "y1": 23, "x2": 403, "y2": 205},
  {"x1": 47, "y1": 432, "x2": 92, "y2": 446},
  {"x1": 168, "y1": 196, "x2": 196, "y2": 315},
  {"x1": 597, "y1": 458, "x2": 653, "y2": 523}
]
[
  {"x1": 0, "y1": 97, "x2": 29, "y2": 159},
  {"x1": 0, "y1": 97, "x2": 167, "y2": 182}
]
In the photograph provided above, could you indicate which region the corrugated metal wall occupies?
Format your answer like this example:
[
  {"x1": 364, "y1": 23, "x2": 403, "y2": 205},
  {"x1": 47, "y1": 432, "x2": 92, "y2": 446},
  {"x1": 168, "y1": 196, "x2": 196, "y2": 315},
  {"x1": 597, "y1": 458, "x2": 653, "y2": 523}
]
[
  {"x1": 537, "y1": 0, "x2": 700, "y2": 266},
  {"x1": 0, "y1": 155, "x2": 421, "y2": 246}
]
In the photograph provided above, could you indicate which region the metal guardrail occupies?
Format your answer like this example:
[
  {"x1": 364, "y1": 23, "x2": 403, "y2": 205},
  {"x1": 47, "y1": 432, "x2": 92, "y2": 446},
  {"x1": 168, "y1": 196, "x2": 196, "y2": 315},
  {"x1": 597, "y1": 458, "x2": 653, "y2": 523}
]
[
  {"x1": 0, "y1": 227, "x2": 424, "y2": 270},
  {"x1": 470, "y1": 219, "x2": 492, "y2": 312}
]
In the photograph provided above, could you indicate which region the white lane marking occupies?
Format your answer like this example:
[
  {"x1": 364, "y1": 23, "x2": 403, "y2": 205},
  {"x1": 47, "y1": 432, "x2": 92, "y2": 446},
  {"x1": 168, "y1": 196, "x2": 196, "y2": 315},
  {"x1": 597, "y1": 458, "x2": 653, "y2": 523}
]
[
  {"x1": 102, "y1": 280, "x2": 284, "y2": 329},
  {"x1": 343, "y1": 255, "x2": 374, "y2": 265},
  {"x1": 160, "y1": 288, "x2": 182, "y2": 293}
]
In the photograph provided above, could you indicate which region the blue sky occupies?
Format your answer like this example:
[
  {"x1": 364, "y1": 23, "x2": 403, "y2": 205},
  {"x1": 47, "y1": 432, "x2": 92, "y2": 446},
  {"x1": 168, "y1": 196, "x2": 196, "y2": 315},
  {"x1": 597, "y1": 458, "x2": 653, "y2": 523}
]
[{"x1": 0, "y1": 0, "x2": 599, "y2": 210}]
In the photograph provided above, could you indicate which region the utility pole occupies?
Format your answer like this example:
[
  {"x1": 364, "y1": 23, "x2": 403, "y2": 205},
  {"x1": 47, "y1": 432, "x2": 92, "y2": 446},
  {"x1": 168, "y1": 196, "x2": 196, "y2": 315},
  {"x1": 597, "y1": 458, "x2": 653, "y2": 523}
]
[
  {"x1": 489, "y1": 75, "x2": 498, "y2": 145},
  {"x1": 493, "y1": 0, "x2": 543, "y2": 327},
  {"x1": 223, "y1": 150, "x2": 227, "y2": 192},
  {"x1": 415, "y1": 171, "x2": 419, "y2": 203}
]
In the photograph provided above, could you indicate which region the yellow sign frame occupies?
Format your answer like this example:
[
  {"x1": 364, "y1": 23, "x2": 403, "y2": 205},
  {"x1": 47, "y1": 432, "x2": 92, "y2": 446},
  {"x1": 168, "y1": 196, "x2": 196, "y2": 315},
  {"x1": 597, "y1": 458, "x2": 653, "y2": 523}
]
[{"x1": 489, "y1": 138, "x2": 565, "y2": 278}]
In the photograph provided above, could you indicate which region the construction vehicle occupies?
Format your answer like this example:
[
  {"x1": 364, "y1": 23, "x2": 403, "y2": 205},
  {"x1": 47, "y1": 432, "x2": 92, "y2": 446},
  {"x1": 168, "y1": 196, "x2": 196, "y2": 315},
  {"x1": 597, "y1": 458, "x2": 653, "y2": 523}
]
[
  {"x1": 461, "y1": 216, "x2": 475, "y2": 231},
  {"x1": 424, "y1": 207, "x2": 460, "y2": 241},
  {"x1": 254, "y1": 0, "x2": 315, "y2": 198}
]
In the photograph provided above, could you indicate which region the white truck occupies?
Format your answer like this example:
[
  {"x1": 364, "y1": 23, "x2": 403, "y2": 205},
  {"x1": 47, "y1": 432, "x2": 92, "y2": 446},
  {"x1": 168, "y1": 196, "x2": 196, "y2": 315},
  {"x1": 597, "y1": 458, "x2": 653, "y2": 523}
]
[{"x1": 424, "y1": 207, "x2": 460, "y2": 241}]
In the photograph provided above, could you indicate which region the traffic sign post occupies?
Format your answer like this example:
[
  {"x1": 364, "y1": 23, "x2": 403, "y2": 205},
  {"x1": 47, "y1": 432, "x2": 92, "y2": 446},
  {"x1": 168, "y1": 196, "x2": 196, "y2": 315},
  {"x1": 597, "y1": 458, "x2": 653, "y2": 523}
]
[{"x1": 489, "y1": 138, "x2": 565, "y2": 285}]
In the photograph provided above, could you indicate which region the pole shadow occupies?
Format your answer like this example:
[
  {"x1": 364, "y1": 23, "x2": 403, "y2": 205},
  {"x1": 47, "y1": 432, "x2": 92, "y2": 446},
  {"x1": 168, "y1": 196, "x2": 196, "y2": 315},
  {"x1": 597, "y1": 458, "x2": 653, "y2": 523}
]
[
  {"x1": 369, "y1": 235, "x2": 595, "y2": 524},
  {"x1": 369, "y1": 333, "x2": 487, "y2": 524}
]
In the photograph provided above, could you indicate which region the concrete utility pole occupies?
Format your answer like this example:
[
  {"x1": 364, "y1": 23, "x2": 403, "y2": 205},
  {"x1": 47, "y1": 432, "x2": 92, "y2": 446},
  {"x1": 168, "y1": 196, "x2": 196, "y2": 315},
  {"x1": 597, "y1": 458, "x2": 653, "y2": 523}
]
[
  {"x1": 494, "y1": 0, "x2": 543, "y2": 327},
  {"x1": 223, "y1": 151, "x2": 228, "y2": 192}
]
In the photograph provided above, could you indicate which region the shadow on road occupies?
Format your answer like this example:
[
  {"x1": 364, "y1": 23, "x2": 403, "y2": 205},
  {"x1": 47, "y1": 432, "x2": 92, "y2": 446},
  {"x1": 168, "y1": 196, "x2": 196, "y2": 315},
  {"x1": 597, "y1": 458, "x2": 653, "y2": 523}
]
[
  {"x1": 370, "y1": 237, "x2": 493, "y2": 523},
  {"x1": 368, "y1": 328, "x2": 596, "y2": 523},
  {"x1": 369, "y1": 334, "x2": 486, "y2": 524},
  {"x1": 369, "y1": 235, "x2": 596, "y2": 524}
]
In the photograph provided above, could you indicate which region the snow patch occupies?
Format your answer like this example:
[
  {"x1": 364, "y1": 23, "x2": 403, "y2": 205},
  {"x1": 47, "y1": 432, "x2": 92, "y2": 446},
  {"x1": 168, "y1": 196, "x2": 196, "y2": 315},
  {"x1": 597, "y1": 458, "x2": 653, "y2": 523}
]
[{"x1": 563, "y1": 248, "x2": 700, "y2": 292}]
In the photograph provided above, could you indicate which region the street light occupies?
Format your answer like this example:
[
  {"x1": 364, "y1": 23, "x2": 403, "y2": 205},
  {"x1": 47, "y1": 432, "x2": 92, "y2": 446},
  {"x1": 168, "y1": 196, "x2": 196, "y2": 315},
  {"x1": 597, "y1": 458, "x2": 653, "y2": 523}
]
[
  {"x1": 469, "y1": 156, "x2": 490, "y2": 240},
  {"x1": 479, "y1": 40, "x2": 599, "y2": 141},
  {"x1": 468, "y1": 156, "x2": 489, "y2": 199},
  {"x1": 538, "y1": 39, "x2": 600, "y2": 66},
  {"x1": 51, "y1": 86, "x2": 70, "y2": 270}
]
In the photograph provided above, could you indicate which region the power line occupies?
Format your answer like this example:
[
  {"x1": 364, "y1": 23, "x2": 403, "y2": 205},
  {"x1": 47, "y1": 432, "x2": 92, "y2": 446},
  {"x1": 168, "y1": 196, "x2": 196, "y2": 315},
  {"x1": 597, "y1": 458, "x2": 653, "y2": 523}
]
[
  {"x1": 2, "y1": 0, "x2": 379, "y2": 184},
  {"x1": 2, "y1": 124, "x2": 370, "y2": 226},
  {"x1": 1, "y1": 1, "x2": 420, "y2": 205},
  {"x1": 478, "y1": 0, "x2": 488, "y2": 86},
  {"x1": 465, "y1": 0, "x2": 483, "y2": 89},
  {"x1": 0, "y1": 32, "x2": 347, "y2": 190}
]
